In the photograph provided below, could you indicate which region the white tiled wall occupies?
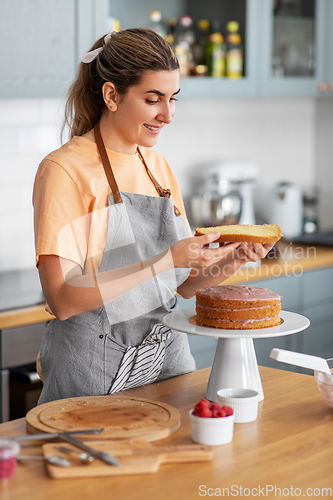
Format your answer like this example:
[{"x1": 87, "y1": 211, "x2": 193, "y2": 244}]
[
  {"x1": 0, "y1": 96, "x2": 330, "y2": 272},
  {"x1": 0, "y1": 99, "x2": 63, "y2": 272}
]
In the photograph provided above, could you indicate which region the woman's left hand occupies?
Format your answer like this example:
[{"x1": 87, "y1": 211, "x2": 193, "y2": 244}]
[
  {"x1": 177, "y1": 240, "x2": 275, "y2": 299},
  {"x1": 232, "y1": 242, "x2": 274, "y2": 263}
]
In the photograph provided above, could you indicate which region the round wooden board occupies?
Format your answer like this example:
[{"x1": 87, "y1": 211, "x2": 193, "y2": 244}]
[{"x1": 26, "y1": 396, "x2": 181, "y2": 442}]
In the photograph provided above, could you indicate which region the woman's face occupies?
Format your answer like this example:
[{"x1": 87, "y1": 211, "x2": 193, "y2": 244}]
[{"x1": 107, "y1": 69, "x2": 180, "y2": 154}]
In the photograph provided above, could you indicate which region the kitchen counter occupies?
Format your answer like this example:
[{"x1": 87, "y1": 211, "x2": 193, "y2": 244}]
[
  {"x1": 0, "y1": 366, "x2": 332, "y2": 499},
  {"x1": 1, "y1": 243, "x2": 333, "y2": 330},
  {"x1": 224, "y1": 241, "x2": 333, "y2": 284}
]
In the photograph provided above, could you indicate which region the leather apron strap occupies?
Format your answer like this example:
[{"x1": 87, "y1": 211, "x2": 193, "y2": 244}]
[
  {"x1": 94, "y1": 122, "x2": 181, "y2": 216},
  {"x1": 94, "y1": 122, "x2": 123, "y2": 204}
]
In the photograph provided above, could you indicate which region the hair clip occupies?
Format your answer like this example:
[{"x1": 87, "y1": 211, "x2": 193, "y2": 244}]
[{"x1": 81, "y1": 31, "x2": 118, "y2": 64}]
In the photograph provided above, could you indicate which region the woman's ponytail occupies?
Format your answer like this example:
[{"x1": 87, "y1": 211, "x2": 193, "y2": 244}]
[{"x1": 62, "y1": 37, "x2": 105, "y2": 140}]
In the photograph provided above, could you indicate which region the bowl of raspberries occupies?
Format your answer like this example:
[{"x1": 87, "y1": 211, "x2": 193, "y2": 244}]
[{"x1": 189, "y1": 399, "x2": 234, "y2": 446}]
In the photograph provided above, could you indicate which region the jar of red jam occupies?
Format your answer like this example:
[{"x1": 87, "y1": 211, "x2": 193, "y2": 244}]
[{"x1": 0, "y1": 439, "x2": 20, "y2": 479}]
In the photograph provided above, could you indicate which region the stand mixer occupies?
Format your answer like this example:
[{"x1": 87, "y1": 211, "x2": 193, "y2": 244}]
[{"x1": 190, "y1": 161, "x2": 258, "y2": 228}]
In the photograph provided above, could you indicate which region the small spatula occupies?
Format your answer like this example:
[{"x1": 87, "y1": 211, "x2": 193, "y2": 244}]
[{"x1": 270, "y1": 348, "x2": 332, "y2": 375}]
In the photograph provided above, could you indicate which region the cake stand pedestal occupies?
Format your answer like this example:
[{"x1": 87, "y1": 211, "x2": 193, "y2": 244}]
[{"x1": 163, "y1": 309, "x2": 310, "y2": 402}]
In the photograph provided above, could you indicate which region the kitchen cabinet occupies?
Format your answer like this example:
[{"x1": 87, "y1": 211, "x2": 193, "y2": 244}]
[
  {"x1": 298, "y1": 266, "x2": 333, "y2": 359},
  {"x1": 110, "y1": 0, "x2": 333, "y2": 98},
  {"x1": 0, "y1": 322, "x2": 46, "y2": 422},
  {"x1": 110, "y1": 0, "x2": 259, "y2": 98},
  {"x1": 327, "y1": 0, "x2": 333, "y2": 91},
  {"x1": 259, "y1": 0, "x2": 333, "y2": 97},
  {"x1": 178, "y1": 265, "x2": 333, "y2": 373},
  {"x1": 0, "y1": 0, "x2": 109, "y2": 98},
  {"x1": 176, "y1": 295, "x2": 217, "y2": 370},
  {"x1": 3, "y1": 0, "x2": 333, "y2": 98}
]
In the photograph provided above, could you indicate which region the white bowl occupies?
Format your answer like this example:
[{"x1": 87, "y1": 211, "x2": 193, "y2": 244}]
[
  {"x1": 189, "y1": 410, "x2": 234, "y2": 446},
  {"x1": 217, "y1": 388, "x2": 259, "y2": 423},
  {"x1": 314, "y1": 357, "x2": 333, "y2": 408}
]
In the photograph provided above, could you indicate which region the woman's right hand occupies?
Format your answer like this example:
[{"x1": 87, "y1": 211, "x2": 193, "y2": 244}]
[{"x1": 170, "y1": 232, "x2": 239, "y2": 269}]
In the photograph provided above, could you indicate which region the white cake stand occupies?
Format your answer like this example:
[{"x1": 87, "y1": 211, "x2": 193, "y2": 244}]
[{"x1": 163, "y1": 309, "x2": 310, "y2": 402}]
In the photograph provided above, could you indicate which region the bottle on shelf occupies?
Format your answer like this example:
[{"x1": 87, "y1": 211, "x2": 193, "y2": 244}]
[
  {"x1": 205, "y1": 21, "x2": 226, "y2": 78},
  {"x1": 173, "y1": 15, "x2": 195, "y2": 77},
  {"x1": 192, "y1": 19, "x2": 210, "y2": 67},
  {"x1": 225, "y1": 21, "x2": 243, "y2": 78},
  {"x1": 165, "y1": 18, "x2": 178, "y2": 48},
  {"x1": 148, "y1": 11, "x2": 167, "y2": 39}
]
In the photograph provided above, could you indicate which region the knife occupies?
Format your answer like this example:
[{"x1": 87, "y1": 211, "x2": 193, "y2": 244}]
[
  {"x1": 59, "y1": 433, "x2": 121, "y2": 467},
  {"x1": 10, "y1": 428, "x2": 105, "y2": 442}
]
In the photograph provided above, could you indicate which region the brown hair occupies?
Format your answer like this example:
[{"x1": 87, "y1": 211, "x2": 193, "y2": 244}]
[{"x1": 62, "y1": 28, "x2": 179, "y2": 139}]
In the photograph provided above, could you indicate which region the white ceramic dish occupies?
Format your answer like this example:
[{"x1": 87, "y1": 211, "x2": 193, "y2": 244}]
[
  {"x1": 189, "y1": 410, "x2": 234, "y2": 446},
  {"x1": 163, "y1": 309, "x2": 310, "y2": 339},
  {"x1": 217, "y1": 388, "x2": 259, "y2": 423}
]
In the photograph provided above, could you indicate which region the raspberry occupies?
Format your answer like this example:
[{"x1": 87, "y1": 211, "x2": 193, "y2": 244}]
[
  {"x1": 200, "y1": 408, "x2": 213, "y2": 418},
  {"x1": 221, "y1": 405, "x2": 234, "y2": 416},
  {"x1": 194, "y1": 399, "x2": 210, "y2": 413},
  {"x1": 199, "y1": 399, "x2": 210, "y2": 407},
  {"x1": 212, "y1": 408, "x2": 227, "y2": 418},
  {"x1": 210, "y1": 402, "x2": 222, "y2": 411}
]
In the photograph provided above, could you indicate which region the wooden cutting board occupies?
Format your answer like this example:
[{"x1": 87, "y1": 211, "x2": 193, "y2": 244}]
[
  {"x1": 26, "y1": 396, "x2": 180, "y2": 441},
  {"x1": 42, "y1": 440, "x2": 214, "y2": 478}
]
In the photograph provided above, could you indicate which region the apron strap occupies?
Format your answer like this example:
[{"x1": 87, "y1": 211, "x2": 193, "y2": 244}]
[
  {"x1": 137, "y1": 147, "x2": 171, "y2": 198},
  {"x1": 94, "y1": 122, "x2": 181, "y2": 216},
  {"x1": 94, "y1": 122, "x2": 123, "y2": 204}
]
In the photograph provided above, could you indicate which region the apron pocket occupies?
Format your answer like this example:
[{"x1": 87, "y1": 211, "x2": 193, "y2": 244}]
[{"x1": 107, "y1": 323, "x2": 171, "y2": 394}]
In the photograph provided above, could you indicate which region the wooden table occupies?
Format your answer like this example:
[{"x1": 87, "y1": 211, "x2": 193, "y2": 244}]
[{"x1": 0, "y1": 367, "x2": 332, "y2": 499}]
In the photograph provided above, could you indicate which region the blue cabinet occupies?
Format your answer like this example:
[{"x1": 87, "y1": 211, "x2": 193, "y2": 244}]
[
  {"x1": 259, "y1": 0, "x2": 333, "y2": 97},
  {"x1": 0, "y1": 0, "x2": 109, "y2": 98},
  {"x1": 177, "y1": 295, "x2": 217, "y2": 370},
  {"x1": 298, "y1": 267, "x2": 333, "y2": 362},
  {"x1": 2, "y1": 0, "x2": 332, "y2": 98},
  {"x1": 110, "y1": 0, "x2": 333, "y2": 98}
]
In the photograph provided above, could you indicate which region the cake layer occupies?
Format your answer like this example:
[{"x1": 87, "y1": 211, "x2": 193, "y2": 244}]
[
  {"x1": 196, "y1": 303, "x2": 281, "y2": 320},
  {"x1": 194, "y1": 224, "x2": 282, "y2": 244},
  {"x1": 196, "y1": 285, "x2": 281, "y2": 310},
  {"x1": 195, "y1": 285, "x2": 281, "y2": 330},
  {"x1": 196, "y1": 315, "x2": 281, "y2": 330}
]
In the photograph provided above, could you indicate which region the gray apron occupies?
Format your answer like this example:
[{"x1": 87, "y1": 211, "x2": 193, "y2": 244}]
[{"x1": 38, "y1": 124, "x2": 195, "y2": 404}]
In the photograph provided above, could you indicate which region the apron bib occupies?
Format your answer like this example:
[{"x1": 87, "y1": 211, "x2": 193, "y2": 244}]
[{"x1": 38, "y1": 124, "x2": 195, "y2": 404}]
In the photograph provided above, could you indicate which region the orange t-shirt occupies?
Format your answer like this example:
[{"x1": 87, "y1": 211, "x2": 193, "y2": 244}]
[{"x1": 33, "y1": 136, "x2": 190, "y2": 274}]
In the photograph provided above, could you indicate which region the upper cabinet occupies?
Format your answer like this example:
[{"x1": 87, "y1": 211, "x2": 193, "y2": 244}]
[
  {"x1": 327, "y1": 0, "x2": 333, "y2": 92},
  {"x1": 110, "y1": 0, "x2": 259, "y2": 98},
  {"x1": 1, "y1": 0, "x2": 333, "y2": 98},
  {"x1": 0, "y1": 0, "x2": 109, "y2": 99},
  {"x1": 259, "y1": 0, "x2": 333, "y2": 97}
]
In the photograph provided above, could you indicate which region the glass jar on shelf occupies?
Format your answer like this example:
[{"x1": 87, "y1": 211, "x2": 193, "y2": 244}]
[
  {"x1": 148, "y1": 11, "x2": 167, "y2": 39},
  {"x1": 173, "y1": 15, "x2": 195, "y2": 77},
  {"x1": 225, "y1": 21, "x2": 243, "y2": 78}
]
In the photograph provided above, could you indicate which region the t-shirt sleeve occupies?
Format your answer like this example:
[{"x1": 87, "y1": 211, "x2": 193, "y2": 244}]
[{"x1": 33, "y1": 158, "x2": 89, "y2": 267}]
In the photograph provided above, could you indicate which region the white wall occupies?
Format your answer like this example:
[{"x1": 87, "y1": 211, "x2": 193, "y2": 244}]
[
  {"x1": 156, "y1": 97, "x2": 316, "y2": 222},
  {"x1": 0, "y1": 96, "x2": 326, "y2": 272},
  {"x1": 0, "y1": 99, "x2": 63, "y2": 271}
]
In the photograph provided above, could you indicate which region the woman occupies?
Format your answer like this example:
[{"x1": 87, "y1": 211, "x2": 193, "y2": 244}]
[{"x1": 33, "y1": 28, "x2": 273, "y2": 404}]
